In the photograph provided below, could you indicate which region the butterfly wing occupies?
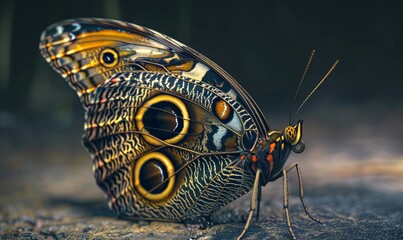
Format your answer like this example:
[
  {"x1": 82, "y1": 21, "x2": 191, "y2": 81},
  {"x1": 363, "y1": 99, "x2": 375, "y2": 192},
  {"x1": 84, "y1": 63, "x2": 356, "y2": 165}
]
[
  {"x1": 39, "y1": 18, "x2": 269, "y2": 140},
  {"x1": 39, "y1": 18, "x2": 264, "y2": 221}
]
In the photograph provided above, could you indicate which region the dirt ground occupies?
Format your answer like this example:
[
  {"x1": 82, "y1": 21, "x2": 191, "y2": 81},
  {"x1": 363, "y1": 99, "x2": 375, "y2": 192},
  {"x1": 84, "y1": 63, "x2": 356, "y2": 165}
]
[{"x1": 1, "y1": 127, "x2": 403, "y2": 239}]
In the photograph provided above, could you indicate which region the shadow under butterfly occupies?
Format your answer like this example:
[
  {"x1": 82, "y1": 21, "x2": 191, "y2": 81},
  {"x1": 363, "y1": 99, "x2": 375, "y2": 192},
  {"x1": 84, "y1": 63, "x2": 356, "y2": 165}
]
[{"x1": 39, "y1": 18, "x2": 338, "y2": 239}]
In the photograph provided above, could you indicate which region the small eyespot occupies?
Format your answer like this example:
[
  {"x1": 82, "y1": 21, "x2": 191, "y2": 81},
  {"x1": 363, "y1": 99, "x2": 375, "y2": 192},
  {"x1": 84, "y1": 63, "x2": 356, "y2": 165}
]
[
  {"x1": 214, "y1": 99, "x2": 231, "y2": 121},
  {"x1": 212, "y1": 98, "x2": 233, "y2": 123},
  {"x1": 99, "y1": 48, "x2": 119, "y2": 68}
]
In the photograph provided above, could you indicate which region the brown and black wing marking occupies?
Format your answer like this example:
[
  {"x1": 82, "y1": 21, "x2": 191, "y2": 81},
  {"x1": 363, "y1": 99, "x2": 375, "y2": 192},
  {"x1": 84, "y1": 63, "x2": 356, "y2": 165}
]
[
  {"x1": 39, "y1": 18, "x2": 267, "y2": 147},
  {"x1": 39, "y1": 18, "x2": 263, "y2": 224}
]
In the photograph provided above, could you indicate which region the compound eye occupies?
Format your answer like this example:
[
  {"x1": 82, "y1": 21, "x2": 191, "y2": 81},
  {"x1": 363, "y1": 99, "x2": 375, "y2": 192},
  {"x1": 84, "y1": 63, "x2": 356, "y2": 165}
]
[
  {"x1": 284, "y1": 121, "x2": 303, "y2": 145},
  {"x1": 284, "y1": 126, "x2": 297, "y2": 144},
  {"x1": 99, "y1": 48, "x2": 119, "y2": 68}
]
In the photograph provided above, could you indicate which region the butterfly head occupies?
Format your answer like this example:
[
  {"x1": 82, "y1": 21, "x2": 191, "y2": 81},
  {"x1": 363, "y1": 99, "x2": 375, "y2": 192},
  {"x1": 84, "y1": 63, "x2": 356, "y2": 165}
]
[
  {"x1": 267, "y1": 120, "x2": 305, "y2": 152},
  {"x1": 250, "y1": 120, "x2": 305, "y2": 184},
  {"x1": 256, "y1": 51, "x2": 339, "y2": 183}
]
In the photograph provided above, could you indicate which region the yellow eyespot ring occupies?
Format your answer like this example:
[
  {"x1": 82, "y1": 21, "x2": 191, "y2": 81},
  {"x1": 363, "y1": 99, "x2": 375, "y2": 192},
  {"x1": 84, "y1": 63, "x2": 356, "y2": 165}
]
[
  {"x1": 99, "y1": 48, "x2": 119, "y2": 68},
  {"x1": 133, "y1": 152, "x2": 175, "y2": 201},
  {"x1": 135, "y1": 94, "x2": 189, "y2": 146}
]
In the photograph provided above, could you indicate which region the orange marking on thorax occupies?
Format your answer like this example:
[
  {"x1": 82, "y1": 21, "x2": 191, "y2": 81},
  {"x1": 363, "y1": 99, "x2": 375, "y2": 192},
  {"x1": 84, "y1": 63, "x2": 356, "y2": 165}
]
[
  {"x1": 266, "y1": 154, "x2": 273, "y2": 162},
  {"x1": 252, "y1": 155, "x2": 258, "y2": 163},
  {"x1": 269, "y1": 143, "x2": 276, "y2": 153},
  {"x1": 266, "y1": 154, "x2": 274, "y2": 175}
]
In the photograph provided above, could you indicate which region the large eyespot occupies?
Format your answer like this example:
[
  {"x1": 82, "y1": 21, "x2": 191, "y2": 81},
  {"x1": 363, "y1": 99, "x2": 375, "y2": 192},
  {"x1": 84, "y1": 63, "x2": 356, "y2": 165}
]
[
  {"x1": 133, "y1": 152, "x2": 175, "y2": 201},
  {"x1": 135, "y1": 95, "x2": 189, "y2": 146},
  {"x1": 99, "y1": 48, "x2": 119, "y2": 68}
]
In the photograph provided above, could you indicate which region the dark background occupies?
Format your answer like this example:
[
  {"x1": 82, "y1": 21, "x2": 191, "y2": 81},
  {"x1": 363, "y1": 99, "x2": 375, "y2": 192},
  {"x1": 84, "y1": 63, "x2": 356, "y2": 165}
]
[{"x1": 1, "y1": 0, "x2": 402, "y2": 239}]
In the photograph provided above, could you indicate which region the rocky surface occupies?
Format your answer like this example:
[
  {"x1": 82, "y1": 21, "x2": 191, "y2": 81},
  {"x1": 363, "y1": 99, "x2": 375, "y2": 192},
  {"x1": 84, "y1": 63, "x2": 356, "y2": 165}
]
[
  {"x1": 1, "y1": 133, "x2": 403, "y2": 239},
  {"x1": 1, "y1": 181, "x2": 403, "y2": 239}
]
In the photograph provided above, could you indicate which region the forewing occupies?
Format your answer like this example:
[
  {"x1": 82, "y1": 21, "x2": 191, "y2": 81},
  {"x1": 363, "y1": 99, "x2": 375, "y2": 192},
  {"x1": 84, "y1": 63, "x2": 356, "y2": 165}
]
[{"x1": 39, "y1": 18, "x2": 268, "y2": 140}]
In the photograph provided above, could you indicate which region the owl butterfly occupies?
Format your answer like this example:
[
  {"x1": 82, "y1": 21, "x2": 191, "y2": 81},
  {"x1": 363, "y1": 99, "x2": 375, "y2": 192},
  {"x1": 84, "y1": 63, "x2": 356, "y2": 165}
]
[{"x1": 39, "y1": 18, "x2": 338, "y2": 239}]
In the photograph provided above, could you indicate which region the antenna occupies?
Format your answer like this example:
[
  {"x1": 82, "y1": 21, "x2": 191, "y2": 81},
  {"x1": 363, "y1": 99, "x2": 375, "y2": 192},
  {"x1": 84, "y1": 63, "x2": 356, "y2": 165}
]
[
  {"x1": 289, "y1": 49, "x2": 316, "y2": 125},
  {"x1": 292, "y1": 59, "x2": 339, "y2": 124}
]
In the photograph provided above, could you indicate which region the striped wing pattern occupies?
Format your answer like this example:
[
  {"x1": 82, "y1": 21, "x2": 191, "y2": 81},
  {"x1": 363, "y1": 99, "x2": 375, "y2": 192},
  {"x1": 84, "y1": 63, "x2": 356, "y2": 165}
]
[{"x1": 39, "y1": 18, "x2": 264, "y2": 222}]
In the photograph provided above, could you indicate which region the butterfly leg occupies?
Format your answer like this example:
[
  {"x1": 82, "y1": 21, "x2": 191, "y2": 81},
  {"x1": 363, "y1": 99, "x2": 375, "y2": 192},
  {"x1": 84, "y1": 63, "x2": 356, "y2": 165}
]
[
  {"x1": 283, "y1": 162, "x2": 322, "y2": 239},
  {"x1": 237, "y1": 169, "x2": 262, "y2": 240}
]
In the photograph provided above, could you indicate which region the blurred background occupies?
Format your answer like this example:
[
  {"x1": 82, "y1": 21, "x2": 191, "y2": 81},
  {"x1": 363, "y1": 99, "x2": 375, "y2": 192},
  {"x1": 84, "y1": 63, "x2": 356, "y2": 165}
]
[{"x1": 0, "y1": 0, "x2": 402, "y2": 238}]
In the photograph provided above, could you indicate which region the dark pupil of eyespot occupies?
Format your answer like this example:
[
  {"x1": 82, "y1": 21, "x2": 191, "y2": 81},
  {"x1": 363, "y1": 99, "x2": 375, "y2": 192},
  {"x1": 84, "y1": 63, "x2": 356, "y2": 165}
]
[
  {"x1": 139, "y1": 159, "x2": 168, "y2": 194},
  {"x1": 142, "y1": 101, "x2": 183, "y2": 140},
  {"x1": 102, "y1": 52, "x2": 115, "y2": 64}
]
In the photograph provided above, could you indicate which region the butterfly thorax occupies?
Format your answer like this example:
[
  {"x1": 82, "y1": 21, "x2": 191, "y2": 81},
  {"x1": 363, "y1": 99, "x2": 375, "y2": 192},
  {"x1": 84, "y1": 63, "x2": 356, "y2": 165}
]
[{"x1": 241, "y1": 120, "x2": 305, "y2": 185}]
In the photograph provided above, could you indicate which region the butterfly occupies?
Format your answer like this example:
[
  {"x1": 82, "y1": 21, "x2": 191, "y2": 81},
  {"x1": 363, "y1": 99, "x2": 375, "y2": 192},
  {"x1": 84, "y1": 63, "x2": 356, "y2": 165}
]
[{"x1": 39, "y1": 18, "x2": 338, "y2": 239}]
